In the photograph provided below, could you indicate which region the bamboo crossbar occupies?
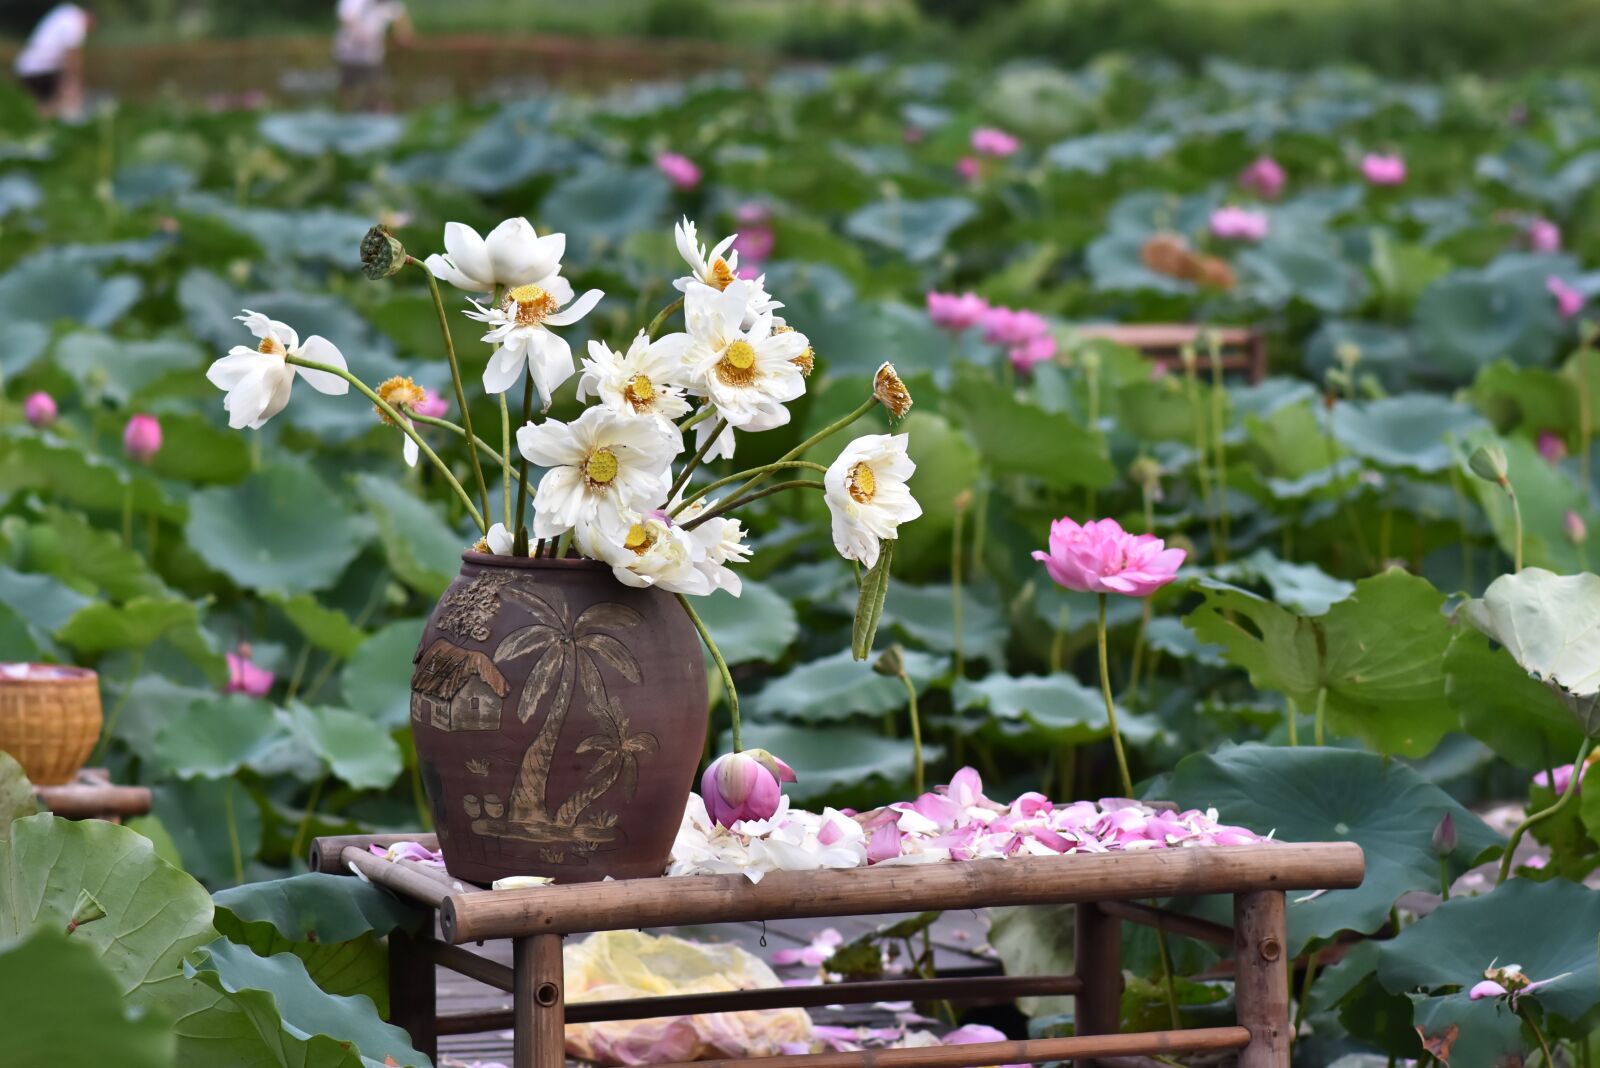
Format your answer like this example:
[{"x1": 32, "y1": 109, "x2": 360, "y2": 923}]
[
  {"x1": 648, "y1": 1026, "x2": 1254, "y2": 1067},
  {"x1": 437, "y1": 842, "x2": 1364, "y2": 944},
  {"x1": 1097, "y1": 900, "x2": 1235, "y2": 946},
  {"x1": 415, "y1": 938, "x2": 515, "y2": 992},
  {"x1": 432, "y1": 972, "x2": 1086, "y2": 1032},
  {"x1": 34, "y1": 782, "x2": 151, "y2": 818},
  {"x1": 311, "y1": 833, "x2": 439, "y2": 873},
  {"x1": 340, "y1": 847, "x2": 450, "y2": 909}
]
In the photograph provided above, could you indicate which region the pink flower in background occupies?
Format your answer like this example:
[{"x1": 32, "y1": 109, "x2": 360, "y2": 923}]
[
  {"x1": 943, "y1": 1024, "x2": 1024, "y2": 1066},
  {"x1": 1239, "y1": 156, "x2": 1286, "y2": 199},
  {"x1": 732, "y1": 203, "x2": 775, "y2": 267},
  {"x1": 413, "y1": 389, "x2": 449, "y2": 419},
  {"x1": 1009, "y1": 333, "x2": 1057, "y2": 374},
  {"x1": 655, "y1": 151, "x2": 702, "y2": 191},
  {"x1": 1033, "y1": 516, "x2": 1186, "y2": 597},
  {"x1": 225, "y1": 646, "x2": 273, "y2": 696},
  {"x1": 371, "y1": 840, "x2": 446, "y2": 867},
  {"x1": 903, "y1": 125, "x2": 926, "y2": 145},
  {"x1": 122, "y1": 413, "x2": 162, "y2": 462},
  {"x1": 1566, "y1": 510, "x2": 1588, "y2": 544},
  {"x1": 970, "y1": 127, "x2": 1020, "y2": 157},
  {"x1": 1548, "y1": 275, "x2": 1585, "y2": 319},
  {"x1": 1533, "y1": 761, "x2": 1589, "y2": 795},
  {"x1": 702, "y1": 749, "x2": 796, "y2": 828},
  {"x1": 1538, "y1": 430, "x2": 1567, "y2": 463},
  {"x1": 1361, "y1": 153, "x2": 1407, "y2": 186},
  {"x1": 1529, "y1": 217, "x2": 1562, "y2": 253},
  {"x1": 771, "y1": 928, "x2": 843, "y2": 968},
  {"x1": 24, "y1": 392, "x2": 56, "y2": 427},
  {"x1": 1209, "y1": 206, "x2": 1270, "y2": 242},
  {"x1": 926, "y1": 291, "x2": 989, "y2": 332},
  {"x1": 1469, "y1": 966, "x2": 1569, "y2": 1010},
  {"x1": 980, "y1": 306, "x2": 1048, "y2": 347},
  {"x1": 955, "y1": 155, "x2": 980, "y2": 182}
]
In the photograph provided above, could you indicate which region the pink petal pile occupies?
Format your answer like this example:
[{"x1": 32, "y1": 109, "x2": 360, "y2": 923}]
[
  {"x1": 670, "y1": 767, "x2": 1266, "y2": 882},
  {"x1": 369, "y1": 840, "x2": 446, "y2": 867},
  {"x1": 1209, "y1": 206, "x2": 1270, "y2": 242}
]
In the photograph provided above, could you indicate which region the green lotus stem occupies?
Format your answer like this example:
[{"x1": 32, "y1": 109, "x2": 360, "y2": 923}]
[
  {"x1": 498, "y1": 393, "x2": 512, "y2": 530},
  {"x1": 283, "y1": 644, "x2": 311, "y2": 702},
  {"x1": 1523, "y1": 1005, "x2": 1555, "y2": 1067},
  {"x1": 286, "y1": 355, "x2": 485, "y2": 532},
  {"x1": 647, "y1": 295, "x2": 685, "y2": 340},
  {"x1": 716, "y1": 396, "x2": 878, "y2": 511},
  {"x1": 416, "y1": 260, "x2": 492, "y2": 526},
  {"x1": 1438, "y1": 857, "x2": 1451, "y2": 902},
  {"x1": 513, "y1": 374, "x2": 535, "y2": 551},
  {"x1": 1097, "y1": 593, "x2": 1136, "y2": 798},
  {"x1": 1124, "y1": 599, "x2": 1152, "y2": 706},
  {"x1": 290, "y1": 774, "x2": 325, "y2": 866},
  {"x1": 680, "y1": 480, "x2": 826, "y2": 532},
  {"x1": 120, "y1": 482, "x2": 133, "y2": 549},
  {"x1": 970, "y1": 482, "x2": 988, "y2": 579},
  {"x1": 90, "y1": 651, "x2": 141, "y2": 766},
  {"x1": 1154, "y1": 919, "x2": 1181, "y2": 1030},
  {"x1": 1085, "y1": 360, "x2": 1100, "y2": 517},
  {"x1": 411, "y1": 413, "x2": 505, "y2": 467},
  {"x1": 951, "y1": 500, "x2": 966, "y2": 680},
  {"x1": 1292, "y1": 950, "x2": 1320, "y2": 1038},
  {"x1": 1508, "y1": 483, "x2": 1524, "y2": 573},
  {"x1": 1049, "y1": 605, "x2": 1069, "y2": 675},
  {"x1": 1206, "y1": 333, "x2": 1232, "y2": 560},
  {"x1": 1183, "y1": 349, "x2": 1222, "y2": 560},
  {"x1": 1497, "y1": 738, "x2": 1592, "y2": 885},
  {"x1": 678, "y1": 593, "x2": 740, "y2": 751},
  {"x1": 1313, "y1": 686, "x2": 1328, "y2": 747},
  {"x1": 1448, "y1": 464, "x2": 1474, "y2": 591},
  {"x1": 678, "y1": 408, "x2": 713, "y2": 432},
  {"x1": 223, "y1": 781, "x2": 244, "y2": 887},
  {"x1": 899, "y1": 670, "x2": 923, "y2": 795},
  {"x1": 1285, "y1": 695, "x2": 1300, "y2": 747},
  {"x1": 667, "y1": 417, "x2": 728, "y2": 502},
  {"x1": 671, "y1": 460, "x2": 827, "y2": 516}
]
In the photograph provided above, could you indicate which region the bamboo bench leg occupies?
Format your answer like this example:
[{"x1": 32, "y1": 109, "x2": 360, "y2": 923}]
[
  {"x1": 388, "y1": 929, "x2": 437, "y2": 1062},
  {"x1": 1074, "y1": 902, "x2": 1122, "y2": 1068},
  {"x1": 514, "y1": 933, "x2": 565, "y2": 1068},
  {"x1": 1234, "y1": 890, "x2": 1290, "y2": 1068}
]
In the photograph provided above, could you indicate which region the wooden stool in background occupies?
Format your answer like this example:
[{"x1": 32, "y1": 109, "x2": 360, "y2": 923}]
[
  {"x1": 33, "y1": 767, "x2": 152, "y2": 824},
  {"x1": 1074, "y1": 324, "x2": 1268, "y2": 383}
]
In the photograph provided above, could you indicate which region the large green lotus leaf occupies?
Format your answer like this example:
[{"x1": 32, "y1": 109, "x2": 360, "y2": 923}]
[
  {"x1": 1467, "y1": 359, "x2": 1577, "y2": 440},
  {"x1": 844, "y1": 196, "x2": 977, "y2": 262},
  {"x1": 748, "y1": 648, "x2": 943, "y2": 723},
  {"x1": 0, "y1": 566, "x2": 92, "y2": 642},
  {"x1": 353, "y1": 473, "x2": 462, "y2": 599},
  {"x1": 213, "y1": 873, "x2": 419, "y2": 947},
  {"x1": 988, "y1": 904, "x2": 1075, "y2": 1017},
  {"x1": 180, "y1": 194, "x2": 371, "y2": 269},
  {"x1": 1207, "y1": 549, "x2": 1355, "y2": 616},
  {"x1": 1183, "y1": 570, "x2": 1457, "y2": 756},
  {"x1": 438, "y1": 125, "x2": 577, "y2": 193},
  {"x1": 1329, "y1": 395, "x2": 1487, "y2": 473},
  {"x1": 947, "y1": 368, "x2": 1114, "y2": 491},
  {"x1": 1444, "y1": 626, "x2": 1586, "y2": 770},
  {"x1": 0, "y1": 435, "x2": 178, "y2": 520},
  {"x1": 153, "y1": 779, "x2": 263, "y2": 887},
  {"x1": 0, "y1": 814, "x2": 216, "y2": 1024},
  {"x1": 58, "y1": 595, "x2": 203, "y2": 654},
  {"x1": 722, "y1": 722, "x2": 942, "y2": 804},
  {"x1": 542, "y1": 164, "x2": 671, "y2": 256},
  {"x1": 892, "y1": 411, "x2": 982, "y2": 571},
  {"x1": 1238, "y1": 239, "x2": 1366, "y2": 313},
  {"x1": 186, "y1": 463, "x2": 370, "y2": 595},
  {"x1": 1086, "y1": 231, "x2": 1193, "y2": 295},
  {"x1": 1379, "y1": 878, "x2": 1600, "y2": 1024},
  {"x1": 1405, "y1": 992, "x2": 1525, "y2": 1068},
  {"x1": 692, "y1": 580, "x2": 798, "y2": 665},
  {"x1": 881, "y1": 582, "x2": 1005, "y2": 666},
  {"x1": 1305, "y1": 320, "x2": 1414, "y2": 390},
  {"x1": 1461, "y1": 568, "x2": 1600, "y2": 713},
  {"x1": 0, "y1": 927, "x2": 176, "y2": 1068},
  {"x1": 953, "y1": 673, "x2": 1159, "y2": 746},
  {"x1": 257, "y1": 110, "x2": 405, "y2": 156},
  {"x1": 1046, "y1": 130, "x2": 1174, "y2": 174},
  {"x1": 1413, "y1": 265, "x2": 1563, "y2": 380},
  {"x1": 0, "y1": 318, "x2": 50, "y2": 376},
  {"x1": 24, "y1": 508, "x2": 167, "y2": 601},
  {"x1": 1466, "y1": 434, "x2": 1593, "y2": 574},
  {"x1": 0, "y1": 252, "x2": 141, "y2": 329},
  {"x1": 146, "y1": 413, "x2": 255, "y2": 485},
  {"x1": 192, "y1": 938, "x2": 430, "y2": 1067},
  {"x1": 152, "y1": 695, "x2": 286, "y2": 780},
  {"x1": 340, "y1": 617, "x2": 428, "y2": 729},
  {"x1": 286, "y1": 702, "x2": 403, "y2": 791},
  {"x1": 54, "y1": 331, "x2": 205, "y2": 405},
  {"x1": 1165, "y1": 745, "x2": 1502, "y2": 954},
  {"x1": 0, "y1": 752, "x2": 38, "y2": 839},
  {"x1": 272, "y1": 593, "x2": 369, "y2": 659}
]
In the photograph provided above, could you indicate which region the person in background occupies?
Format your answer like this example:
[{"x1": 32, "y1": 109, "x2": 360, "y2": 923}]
[
  {"x1": 335, "y1": 0, "x2": 412, "y2": 110},
  {"x1": 14, "y1": 2, "x2": 94, "y2": 120}
]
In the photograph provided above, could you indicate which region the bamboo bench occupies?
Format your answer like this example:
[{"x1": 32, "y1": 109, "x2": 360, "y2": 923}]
[
  {"x1": 1072, "y1": 324, "x2": 1268, "y2": 383},
  {"x1": 311, "y1": 833, "x2": 1362, "y2": 1068},
  {"x1": 33, "y1": 767, "x2": 151, "y2": 823}
]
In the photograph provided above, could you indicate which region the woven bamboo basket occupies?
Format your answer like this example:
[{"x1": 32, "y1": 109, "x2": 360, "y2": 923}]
[{"x1": 0, "y1": 665, "x2": 102, "y2": 786}]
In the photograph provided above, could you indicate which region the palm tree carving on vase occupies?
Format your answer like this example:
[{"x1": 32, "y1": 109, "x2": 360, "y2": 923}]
[{"x1": 480, "y1": 581, "x2": 646, "y2": 858}]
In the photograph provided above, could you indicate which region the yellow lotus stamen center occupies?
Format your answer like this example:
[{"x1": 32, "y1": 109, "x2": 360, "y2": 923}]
[
  {"x1": 374, "y1": 374, "x2": 427, "y2": 426},
  {"x1": 507, "y1": 284, "x2": 559, "y2": 326},
  {"x1": 623, "y1": 374, "x2": 656, "y2": 411},
  {"x1": 585, "y1": 447, "x2": 619, "y2": 486},
  {"x1": 708, "y1": 257, "x2": 736, "y2": 291},
  {"x1": 716, "y1": 339, "x2": 758, "y2": 387},
  {"x1": 258, "y1": 336, "x2": 286, "y2": 356},
  {"x1": 848, "y1": 461, "x2": 877, "y2": 504},
  {"x1": 624, "y1": 523, "x2": 653, "y2": 554}
]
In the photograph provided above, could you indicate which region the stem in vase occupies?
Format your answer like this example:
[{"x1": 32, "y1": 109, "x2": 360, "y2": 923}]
[
  {"x1": 678, "y1": 593, "x2": 740, "y2": 752},
  {"x1": 416, "y1": 259, "x2": 491, "y2": 524}
]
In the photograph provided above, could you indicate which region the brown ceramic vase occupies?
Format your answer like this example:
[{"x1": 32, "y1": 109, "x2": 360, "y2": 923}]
[{"x1": 410, "y1": 553, "x2": 708, "y2": 884}]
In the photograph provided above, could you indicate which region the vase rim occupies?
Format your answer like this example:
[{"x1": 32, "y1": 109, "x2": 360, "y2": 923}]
[
  {"x1": 0, "y1": 663, "x2": 97, "y2": 684},
  {"x1": 460, "y1": 551, "x2": 611, "y2": 572}
]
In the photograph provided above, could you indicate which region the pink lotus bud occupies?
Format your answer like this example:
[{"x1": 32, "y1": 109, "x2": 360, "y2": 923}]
[
  {"x1": 24, "y1": 392, "x2": 56, "y2": 428},
  {"x1": 1009, "y1": 333, "x2": 1057, "y2": 373},
  {"x1": 1469, "y1": 980, "x2": 1508, "y2": 1000},
  {"x1": 413, "y1": 389, "x2": 450, "y2": 419},
  {"x1": 1528, "y1": 217, "x2": 1561, "y2": 253},
  {"x1": 926, "y1": 291, "x2": 989, "y2": 332},
  {"x1": 1567, "y1": 510, "x2": 1588, "y2": 545},
  {"x1": 1209, "y1": 206, "x2": 1270, "y2": 242},
  {"x1": 1239, "y1": 156, "x2": 1286, "y2": 199},
  {"x1": 122, "y1": 413, "x2": 162, "y2": 463},
  {"x1": 1361, "y1": 153, "x2": 1407, "y2": 186},
  {"x1": 955, "y1": 155, "x2": 980, "y2": 182},
  {"x1": 701, "y1": 751, "x2": 787, "y2": 827},
  {"x1": 1538, "y1": 430, "x2": 1567, "y2": 463},
  {"x1": 1548, "y1": 275, "x2": 1584, "y2": 319},
  {"x1": 970, "y1": 127, "x2": 1020, "y2": 158},
  {"x1": 654, "y1": 151, "x2": 702, "y2": 191},
  {"x1": 225, "y1": 646, "x2": 274, "y2": 696}
]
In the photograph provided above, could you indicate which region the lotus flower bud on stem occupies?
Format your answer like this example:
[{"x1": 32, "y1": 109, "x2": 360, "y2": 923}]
[
  {"x1": 1468, "y1": 444, "x2": 1510, "y2": 487},
  {"x1": 24, "y1": 391, "x2": 56, "y2": 427},
  {"x1": 360, "y1": 225, "x2": 408, "y2": 280},
  {"x1": 123, "y1": 413, "x2": 162, "y2": 463}
]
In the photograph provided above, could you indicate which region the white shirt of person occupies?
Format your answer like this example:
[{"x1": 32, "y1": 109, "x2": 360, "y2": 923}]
[
  {"x1": 334, "y1": 0, "x2": 407, "y2": 67},
  {"x1": 15, "y1": 3, "x2": 90, "y2": 77}
]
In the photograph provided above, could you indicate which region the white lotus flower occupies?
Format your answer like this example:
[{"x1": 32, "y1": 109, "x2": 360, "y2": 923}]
[
  {"x1": 675, "y1": 281, "x2": 809, "y2": 430},
  {"x1": 589, "y1": 511, "x2": 712, "y2": 595},
  {"x1": 824, "y1": 433, "x2": 923, "y2": 569},
  {"x1": 484, "y1": 522, "x2": 515, "y2": 555},
  {"x1": 673, "y1": 217, "x2": 782, "y2": 326},
  {"x1": 467, "y1": 283, "x2": 603, "y2": 403},
  {"x1": 206, "y1": 310, "x2": 349, "y2": 429},
  {"x1": 577, "y1": 331, "x2": 692, "y2": 423},
  {"x1": 424, "y1": 218, "x2": 566, "y2": 294},
  {"x1": 677, "y1": 497, "x2": 751, "y2": 595},
  {"x1": 516, "y1": 406, "x2": 679, "y2": 541},
  {"x1": 688, "y1": 404, "x2": 737, "y2": 461}
]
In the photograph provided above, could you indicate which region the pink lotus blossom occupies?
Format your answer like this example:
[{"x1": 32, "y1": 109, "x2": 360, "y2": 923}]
[
  {"x1": 371, "y1": 840, "x2": 446, "y2": 867},
  {"x1": 732, "y1": 203, "x2": 775, "y2": 266},
  {"x1": 980, "y1": 306, "x2": 1048, "y2": 347},
  {"x1": 955, "y1": 155, "x2": 980, "y2": 182},
  {"x1": 1239, "y1": 156, "x2": 1285, "y2": 199},
  {"x1": 1362, "y1": 153, "x2": 1407, "y2": 186},
  {"x1": 1009, "y1": 333, "x2": 1057, "y2": 373},
  {"x1": 1533, "y1": 760, "x2": 1590, "y2": 795},
  {"x1": 1209, "y1": 206, "x2": 1269, "y2": 242},
  {"x1": 701, "y1": 750, "x2": 796, "y2": 828},
  {"x1": 1529, "y1": 217, "x2": 1561, "y2": 253},
  {"x1": 926, "y1": 291, "x2": 989, "y2": 332},
  {"x1": 943, "y1": 1024, "x2": 1024, "y2": 1067},
  {"x1": 414, "y1": 389, "x2": 449, "y2": 419},
  {"x1": 655, "y1": 151, "x2": 702, "y2": 191},
  {"x1": 123, "y1": 413, "x2": 162, "y2": 462},
  {"x1": 1549, "y1": 275, "x2": 1585, "y2": 319},
  {"x1": 970, "y1": 127, "x2": 1020, "y2": 158},
  {"x1": 1033, "y1": 516, "x2": 1186, "y2": 597},
  {"x1": 226, "y1": 647, "x2": 273, "y2": 696},
  {"x1": 1469, "y1": 966, "x2": 1569, "y2": 1010},
  {"x1": 1567, "y1": 510, "x2": 1588, "y2": 544},
  {"x1": 23, "y1": 392, "x2": 56, "y2": 427},
  {"x1": 1538, "y1": 430, "x2": 1567, "y2": 463},
  {"x1": 771, "y1": 928, "x2": 843, "y2": 967}
]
